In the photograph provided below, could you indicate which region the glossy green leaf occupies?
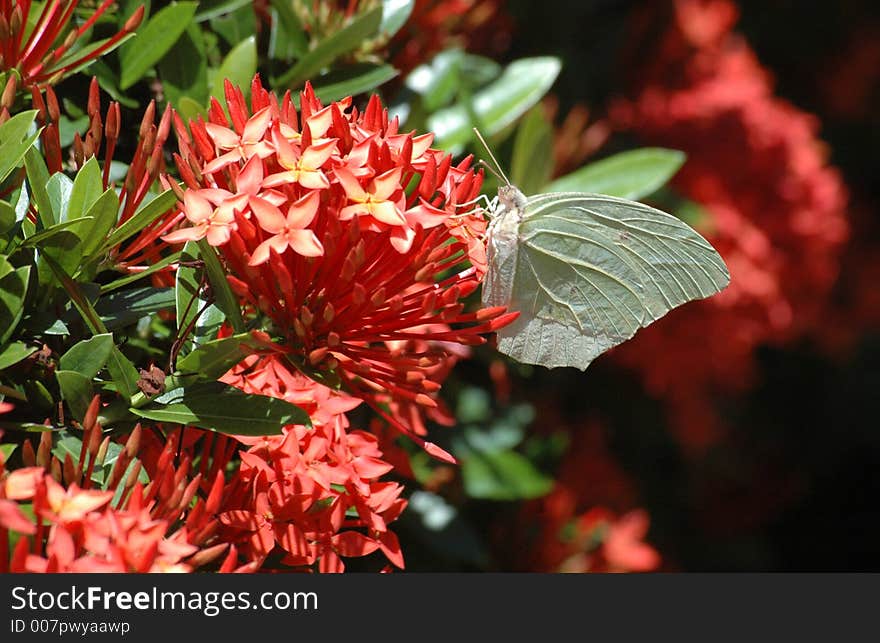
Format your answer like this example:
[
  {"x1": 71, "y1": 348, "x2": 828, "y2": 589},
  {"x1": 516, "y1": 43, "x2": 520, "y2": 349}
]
[
  {"x1": 175, "y1": 242, "x2": 224, "y2": 357},
  {"x1": 308, "y1": 64, "x2": 399, "y2": 104},
  {"x1": 197, "y1": 239, "x2": 243, "y2": 332},
  {"x1": 94, "y1": 287, "x2": 175, "y2": 330},
  {"x1": 20, "y1": 217, "x2": 91, "y2": 249},
  {"x1": 461, "y1": 449, "x2": 553, "y2": 500},
  {"x1": 47, "y1": 172, "x2": 73, "y2": 223},
  {"x1": 195, "y1": 0, "x2": 252, "y2": 22},
  {"x1": 100, "y1": 188, "x2": 176, "y2": 253},
  {"x1": 55, "y1": 370, "x2": 93, "y2": 420},
  {"x1": 381, "y1": 0, "x2": 414, "y2": 36},
  {"x1": 158, "y1": 23, "x2": 208, "y2": 108},
  {"x1": 274, "y1": 7, "x2": 382, "y2": 88},
  {"x1": 176, "y1": 96, "x2": 208, "y2": 123},
  {"x1": 59, "y1": 334, "x2": 114, "y2": 379},
  {"x1": 66, "y1": 157, "x2": 103, "y2": 223},
  {"x1": 407, "y1": 49, "x2": 466, "y2": 111},
  {"x1": 175, "y1": 333, "x2": 262, "y2": 381},
  {"x1": 0, "y1": 257, "x2": 31, "y2": 345},
  {"x1": 0, "y1": 110, "x2": 40, "y2": 184},
  {"x1": 210, "y1": 3, "x2": 257, "y2": 47},
  {"x1": 268, "y1": 0, "x2": 307, "y2": 58},
  {"x1": 429, "y1": 57, "x2": 561, "y2": 149},
  {"x1": 511, "y1": 105, "x2": 554, "y2": 195},
  {"x1": 546, "y1": 148, "x2": 686, "y2": 199},
  {"x1": 131, "y1": 382, "x2": 310, "y2": 435},
  {"x1": 119, "y1": 2, "x2": 199, "y2": 90},
  {"x1": 79, "y1": 189, "x2": 121, "y2": 260},
  {"x1": 0, "y1": 341, "x2": 37, "y2": 371},
  {"x1": 0, "y1": 199, "x2": 15, "y2": 235},
  {"x1": 40, "y1": 253, "x2": 107, "y2": 335},
  {"x1": 24, "y1": 146, "x2": 53, "y2": 228},
  {"x1": 175, "y1": 241, "x2": 203, "y2": 351},
  {"x1": 212, "y1": 36, "x2": 257, "y2": 102},
  {"x1": 38, "y1": 229, "x2": 83, "y2": 280},
  {"x1": 106, "y1": 346, "x2": 140, "y2": 401}
]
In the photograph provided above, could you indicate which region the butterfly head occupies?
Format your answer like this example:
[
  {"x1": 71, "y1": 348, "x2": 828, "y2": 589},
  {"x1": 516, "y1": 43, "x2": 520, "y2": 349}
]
[{"x1": 497, "y1": 184, "x2": 528, "y2": 212}]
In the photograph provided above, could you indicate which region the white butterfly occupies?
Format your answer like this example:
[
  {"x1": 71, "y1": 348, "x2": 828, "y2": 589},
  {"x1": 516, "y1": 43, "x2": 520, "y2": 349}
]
[{"x1": 476, "y1": 149, "x2": 730, "y2": 371}]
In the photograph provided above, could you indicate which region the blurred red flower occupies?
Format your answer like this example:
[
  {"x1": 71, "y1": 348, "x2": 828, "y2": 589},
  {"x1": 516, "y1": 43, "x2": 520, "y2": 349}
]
[{"x1": 610, "y1": 0, "x2": 850, "y2": 451}]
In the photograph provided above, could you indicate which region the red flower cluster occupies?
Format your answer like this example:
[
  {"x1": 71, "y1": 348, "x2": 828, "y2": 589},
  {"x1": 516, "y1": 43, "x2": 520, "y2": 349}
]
[
  {"x1": 0, "y1": 1, "x2": 142, "y2": 88},
  {"x1": 219, "y1": 355, "x2": 407, "y2": 571},
  {"x1": 0, "y1": 400, "x2": 230, "y2": 573},
  {"x1": 170, "y1": 76, "x2": 515, "y2": 454},
  {"x1": 610, "y1": 0, "x2": 850, "y2": 451}
]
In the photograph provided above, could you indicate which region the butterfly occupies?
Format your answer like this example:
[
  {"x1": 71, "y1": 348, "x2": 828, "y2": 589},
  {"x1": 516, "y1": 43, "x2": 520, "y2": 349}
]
[{"x1": 474, "y1": 133, "x2": 731, "y2": 371}]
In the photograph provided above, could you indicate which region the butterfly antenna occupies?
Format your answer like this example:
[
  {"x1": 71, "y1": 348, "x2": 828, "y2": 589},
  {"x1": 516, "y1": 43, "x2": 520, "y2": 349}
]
[{"x1": 473, "y1": 127, "x2": 511, "y2": 186}]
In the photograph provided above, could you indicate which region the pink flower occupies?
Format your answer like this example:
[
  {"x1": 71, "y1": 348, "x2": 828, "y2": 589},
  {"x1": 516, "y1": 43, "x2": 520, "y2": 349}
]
[{"x1": 248, "y1": 190, "x2": 324, "y2": 264}]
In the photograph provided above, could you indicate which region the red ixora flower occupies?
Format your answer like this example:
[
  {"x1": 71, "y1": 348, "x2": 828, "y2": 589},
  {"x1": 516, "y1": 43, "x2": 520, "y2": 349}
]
[
  {"x1": 169, "y1": 75, "x2": 516, "y2": 458},
  {"x1": 609, "y1": 0, "x2": 849, "y2": 451},
  {"x1": 0, "y1": 1, "x2": 143, "y2": 88}
]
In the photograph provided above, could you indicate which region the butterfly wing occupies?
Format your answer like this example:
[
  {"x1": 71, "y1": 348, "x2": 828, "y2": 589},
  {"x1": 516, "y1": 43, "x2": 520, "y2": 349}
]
[{"x1": 491, "y1": 192, "x2": 730, "y2": 370}]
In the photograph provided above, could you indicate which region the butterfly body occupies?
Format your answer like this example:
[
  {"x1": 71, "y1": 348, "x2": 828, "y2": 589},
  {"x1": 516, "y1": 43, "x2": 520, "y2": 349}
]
[{"x1": 481, "y1": 187, "x2": 730, "y2": 370}]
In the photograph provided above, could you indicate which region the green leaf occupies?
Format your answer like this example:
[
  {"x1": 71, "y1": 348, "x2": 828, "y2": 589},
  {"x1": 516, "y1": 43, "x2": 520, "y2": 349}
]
[
  {"x1": 174, "y1": 241, "x2": 224, "y2": 356},
  {"x1": 20, "y1": 217, "x2": 91, "y2": 248},
  {"x1": 175, "y1": 333, "x2": 262, "y2": 381},
  {"x1": 175, "y1": 96, "x2": 208, "y2": 123},
  {"x1": 106, "y1": 346, "x2": 140, "y2": 401},
  {"x1": 38, "y1": 229, "x2": 83, "y2": 280},
  {"x1": 381, "y1": 0, "x2": 414, "y2": 37},
  {"x1": 40, "y1": 253, "x2": 106, "y2": 335},
  {"x1": 209, "y1": 3, "x2": 257, "y2": 47},
  {"x1": 0, "y1": 443, "x2": 18, "y2": 462},
  {"x1": 158, "y1": 23, "x2": 208, "y2": 108},
  {"x1": 47, "y1": 172, "x2": 74, "y2": 223},
  {"x1": 274, "y1": 7, "x2": 382, "y2": 88},
  {"x1": 429, "y1": 57, "x2": 561, "y2": 150},
  {"x1": 406, "y1": 49, "x2": 465, "y2": 111},
  {"x1": 59, "y1": 334, "x2": 114, "y2": 379},
  {"x1": 510, "y1": 105, "x2": 554, "y2": 195},
  {"x1": 0, "y1": 110, "x2": 40, "y2": 184},
  {"x1": 0, "y1": 341, "x2": 37, "y2": 371},
  {"x1": 0, "y1": 199, "x2": 16, "y2": 235},
  {"x1": 308, "y1": 64, "x2": 399, "y2": 104},
  {"x1": 94, "y1": 287, "x2": 175, "y2": 330},
  {"x1": 131, "y1": 382, "x2": 310, "y2": 435},
  {"x1": 545, "y1": 148, "x2": 686, "y2": 199},
  {"x1": 100, "y1": 188, "x2": 176, "y2": 254},
  {"x1": 55, "y1": 370, "x2": 93, "y2": 420},
  {"x1": 24, "y1": 146, "x2": 53, "y2": 227},
  {"x1": 197, "y1": 239, "x2": 243, "y2": 332},
  {"x1": 176, "y1": 242, "x2": 202, "y2": 345},
  {"x1": 268, "y1": 0, "x2": 307, "y2": 57},
  {"x1": 0, "y1": 263, "x2": 29, "y2": 345},
  {"x1": 79, "y1": 189, "x2": 121, "y2": 260},
  {"x1": 461, "y1": 450, "x2": 553, "y2": 500},
  {"x1": 66, "y1": 157, "x2": 104, "y2": 222},
  {"x1": 195, "y1": 0, "x2": 252, "y2": 22},
  {"x1": 119, "y1": 2, "x2": 199, "y2": 90},
  {"x1": 211, "y1": 35, "x2": 257, "y2": 102}
]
